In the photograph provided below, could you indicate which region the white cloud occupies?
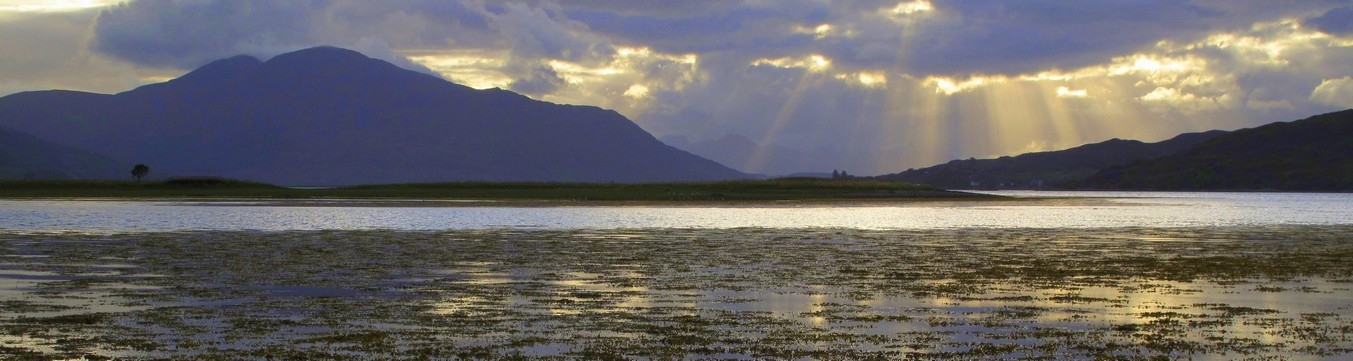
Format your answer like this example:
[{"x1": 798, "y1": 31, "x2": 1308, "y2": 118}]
[
  {"x1": 0, "y1": 0, "x2": 116, "y2": 12},
  {"x1": 887, "y1": 0, "x2": 933, "y2": 17},
  {"x1": 405, "y1": 49, "x2": 511, "y2": 89},
  {"x1": 752, "y1": 54, "x2": 833, "y2": 72},
  {"x1": 1310, "y1": 77, "x2": 1353, "y2": 108},
  {"x1": 1055, "y1": 86, "x2": 1087, "y2": 98},
  {"x1": 1138, "y1": 87, "x2": 1238, "y2": 113},
  {"x1": 623, "y1": 84, "x2": 649, "y2": 99},
  {"x1": 836, "y1": 71, "x2": 887, "y2": 88}
]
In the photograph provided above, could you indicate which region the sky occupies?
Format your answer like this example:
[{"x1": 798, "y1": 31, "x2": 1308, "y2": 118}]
[{"x1": 2, "y1": 0, "x2": 1352, "y2": 176}]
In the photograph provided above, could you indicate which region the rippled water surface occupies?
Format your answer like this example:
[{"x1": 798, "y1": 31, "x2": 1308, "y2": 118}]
[{"x1": 1, "y1": 192, "x2": 1350, "y2": 232}]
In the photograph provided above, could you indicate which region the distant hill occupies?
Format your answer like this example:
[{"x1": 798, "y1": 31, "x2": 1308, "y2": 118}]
[
  {"x1": 0, "y1": 46, "x2": 746, "y2": 186},
  {"x1": 1082, "y1": 109, "x2": 1353, "y2": 191},
  {"x1": 874, "y1": 130, "x2": 1227, "y2": 189},
  {"x1": 0, "y1": 125, "x2": 129, "y2": 180}
]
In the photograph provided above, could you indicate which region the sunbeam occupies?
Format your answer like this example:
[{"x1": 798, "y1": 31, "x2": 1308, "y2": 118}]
[{"x1": 747, "y1": 60, "x2": 830, "y2": 173}]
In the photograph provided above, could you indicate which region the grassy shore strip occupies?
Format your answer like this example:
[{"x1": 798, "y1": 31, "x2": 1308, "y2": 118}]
[{"x1": 0, "y1": 178, "x2": 998, "y2": 201}]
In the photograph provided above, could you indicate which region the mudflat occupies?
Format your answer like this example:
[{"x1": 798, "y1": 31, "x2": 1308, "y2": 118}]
[{"x1": 2, "y1": 226, "x2": 1350, "y2": 359}]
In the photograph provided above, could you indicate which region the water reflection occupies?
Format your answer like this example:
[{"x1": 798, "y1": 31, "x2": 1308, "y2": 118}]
[{"x1": 0, "y1": 192, "x2": 1351, "y2": 232}]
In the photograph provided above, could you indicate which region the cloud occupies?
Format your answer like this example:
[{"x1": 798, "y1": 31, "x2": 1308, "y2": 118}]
[
  {"x1": 87, "y1": 0, "x2": 632, "y2": 86},
  {"x1": 506, "y1": 61, "x2": 567, "y2": 95},
  {"x1": 476, "y1": 2, "x2": 1352, "y2": 174},
  {"x1": 91, "y1": 0, "x2": 316, "y2": 68},
  {"x1": 1308, "y1": 6, "x2": 1353, "y2": 35},
  {"x1": 1310, "y1": 77, "x2": 1353, "y2": 108},
  {"x1": 0, "y1": 8, "x2": 182, "y2": 96},
  {"x1": 568, "y1": 0, "x2": 1344, "y2": 76},
  {"x1": 7, "y1": 0, "x2": 1353, "y2": 175},
  {"x1": 481, "y1": 1, "x2": 611, "y2": 61},
  {"x1": 463, "y1": 1, "x2": 619, "y2": 94},
  {"x1": 0, "y1": 0, "x2": 120, "y2": 13},
  {"x1": 1056, "y1": 86, "x2": 1088, "y2": 98},
  {"x1": 88, "y1": 0, "x2": 473, "y2": 73},
  {"x1": 347, "y1": 37, "x2": 438, "y2": 76}
]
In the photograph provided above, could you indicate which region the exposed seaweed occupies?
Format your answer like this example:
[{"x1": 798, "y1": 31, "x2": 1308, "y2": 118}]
[{"x1": 1, "y1": 226, "x2": 1351, "y2": 359}]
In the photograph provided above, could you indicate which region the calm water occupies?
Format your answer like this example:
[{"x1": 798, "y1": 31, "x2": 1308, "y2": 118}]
[{"x1": 0, "y1": 191, "x2": 1349, "y2": 232}]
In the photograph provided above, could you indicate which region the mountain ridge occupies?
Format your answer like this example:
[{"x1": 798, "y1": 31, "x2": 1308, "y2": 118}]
[
  {"x1": 0, "y1": 124, "x2": 129, "y2": 180},
  {"x1": 1081, "y1": 109, "x2": 1353, "y2": 191},
  {"x1": 874, "y1": 130, "x2": 1228, "y2": 189},
  {"x1": 875, "y1": 109, "x2": 1351, "y2": 191},
  {"x1": 0, "y1": 46, "x2": 747, "y2": 186}
]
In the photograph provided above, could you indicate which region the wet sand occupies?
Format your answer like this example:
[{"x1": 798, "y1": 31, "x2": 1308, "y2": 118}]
[{"x1": 2, "y1": 227, "x2": 1351, "y2": 359}]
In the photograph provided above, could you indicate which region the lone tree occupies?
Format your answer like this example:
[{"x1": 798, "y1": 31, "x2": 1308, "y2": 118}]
[
  {"x1": 131, "y1": 164, "x2": 149, "y2": 181},
  {"x1": 832, "y1": 169, "x2": 851, "y2": 180}
]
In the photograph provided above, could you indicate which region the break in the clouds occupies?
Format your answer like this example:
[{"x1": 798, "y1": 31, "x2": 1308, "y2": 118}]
[{"x1": 3, "y1": 1, "x2": 1352, "y2": 176}]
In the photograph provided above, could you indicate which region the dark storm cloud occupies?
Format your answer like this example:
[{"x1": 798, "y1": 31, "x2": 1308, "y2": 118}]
[
  {"x1": 91, "y1": 0, "x2": 319, "y2": 68},
  {"x1": 562, "y1": 0, "x2": 1344, "y2": 75},
  {"x1": 89, "y1": 0, "x2": 614, "y2": 88},
  {"x1": 90, "y1": 0, "x2": 1344, "y2": 76},
  {"x1": 1308, "y1": 6, "x2": 1353, "y2": 35},
  {"x1": 915, "y1": 0, "x2": 1343, "y2": 74},
  {"x1": 88, "y1": 0, "x2": 495, "y2": 71},
  {"x1": 897, "y1": 0, "x2": 1220, "y2": 74},
  {"x1": 564, "y1": 1, "x2": 835, "y2": 58}
]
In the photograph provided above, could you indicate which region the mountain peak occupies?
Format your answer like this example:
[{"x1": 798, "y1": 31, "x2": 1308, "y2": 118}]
[
  {"x1": 252, "y1": 46, "x2": 446, "y2": 90},
  {"x1": 169, "y1": 54, "x2": 262, "y2": 86},
  {"x1": 262, "y1": 46, "x2": 389, "y2": 72},
  {"x1": 267, "y1": 46, "x2": 371, "y2": 64}
]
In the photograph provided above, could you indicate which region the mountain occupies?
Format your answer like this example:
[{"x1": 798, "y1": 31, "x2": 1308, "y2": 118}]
[
  {"x1": 0, "y1": 125, "x2": 130, "y2": 180},
  {"x1": 1082, "y1": 109, "x2": 1353, "y2": 191},
  {"x1": 874, "y1": 130, "x2": 1227, "y2": 189},
  {"x1": 0, "y1": 46, "x2": 746, "y2": 186}
]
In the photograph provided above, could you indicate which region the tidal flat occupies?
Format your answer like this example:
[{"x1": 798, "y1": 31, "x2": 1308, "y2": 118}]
[{"x1": 1, "y1": 227, "x2": 1351, "y2": 360}]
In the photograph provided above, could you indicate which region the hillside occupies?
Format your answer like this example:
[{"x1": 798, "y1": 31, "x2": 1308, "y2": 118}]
[
  {"x1": 1082, "y1": 109, "x2": 1353, "y2": 191},
  {"x1": 874, "y1": 130, "x2": 1226, "y2": 189},
  {"x1": 0, "y1": 125, "x2": 129, "y2": 180},
  {"x1": 0, "y1": 47, "x2": 746, "y2": 186}
]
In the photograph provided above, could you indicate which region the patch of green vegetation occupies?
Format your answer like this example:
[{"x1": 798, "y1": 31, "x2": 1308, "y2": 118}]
[
  {"x1": 326, "y1": 178, "x2": 978, "y2": 201},
  {"x1": 0, "y1": 178, "x2": 991, "y2": 202},
  {"x1": 0, "y1": 179, "x2": 283, "y2": 198}
]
